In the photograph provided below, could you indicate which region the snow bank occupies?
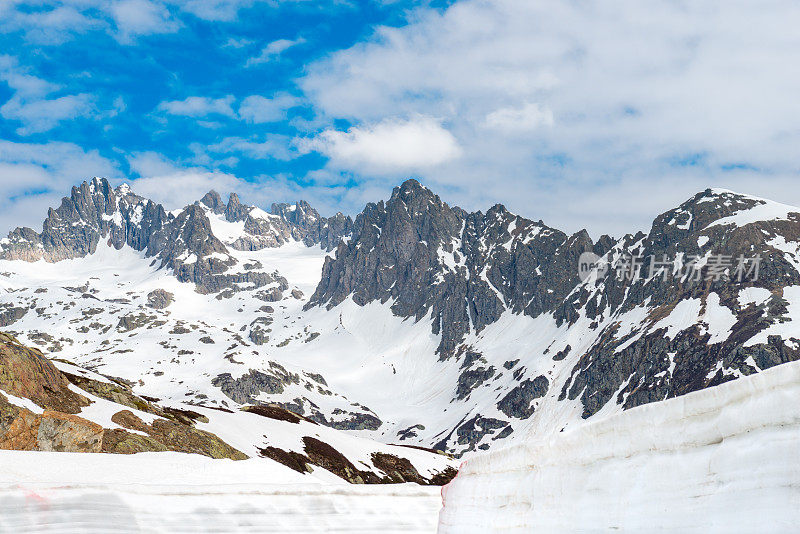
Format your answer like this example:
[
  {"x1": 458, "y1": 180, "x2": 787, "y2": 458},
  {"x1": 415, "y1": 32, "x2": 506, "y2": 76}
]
[
  {"x1": 0, "y1": 451, "x2": 441, "y2": 533},
  {"x1": 438, "y1": 360, "x2": 800, "y2": 533}
]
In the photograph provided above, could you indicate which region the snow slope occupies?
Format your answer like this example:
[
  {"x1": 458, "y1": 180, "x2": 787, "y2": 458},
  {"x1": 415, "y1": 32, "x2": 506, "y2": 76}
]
[
  {"x1": 438, "y1": 359, "x2": 800, "y2": 533},
  {"x1": 0, "y1": 451, "x2": 441, "y2": 533}
]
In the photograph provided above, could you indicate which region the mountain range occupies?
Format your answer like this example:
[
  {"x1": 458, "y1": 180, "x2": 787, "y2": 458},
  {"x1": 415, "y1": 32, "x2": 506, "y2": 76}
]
[{"x1": 1, "y1": 176, "x2": 799, "y2": 461}]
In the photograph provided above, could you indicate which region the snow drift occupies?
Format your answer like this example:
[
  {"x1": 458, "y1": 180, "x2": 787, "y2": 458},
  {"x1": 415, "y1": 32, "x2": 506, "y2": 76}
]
[
  {"x1": 0, "y1": 451, "x2": 442, "y2": 533},
  {"x1": 438, "y1": 359, "x2": 800, "y2": 533}
]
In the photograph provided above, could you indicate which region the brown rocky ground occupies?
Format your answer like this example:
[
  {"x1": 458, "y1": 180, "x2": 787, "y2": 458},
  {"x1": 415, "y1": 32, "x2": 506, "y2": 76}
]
[{"x1": 0, "y1": 331, "x2": 245, "y2": 459}]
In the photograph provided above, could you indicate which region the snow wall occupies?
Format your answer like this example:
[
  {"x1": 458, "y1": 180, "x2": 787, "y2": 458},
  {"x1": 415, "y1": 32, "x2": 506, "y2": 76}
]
[{"x1": 438, "y1": 360, "x2": 800, "y2": 533}]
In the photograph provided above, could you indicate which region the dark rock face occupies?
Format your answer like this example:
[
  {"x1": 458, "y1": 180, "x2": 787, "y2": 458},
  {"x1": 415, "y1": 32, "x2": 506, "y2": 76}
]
[
  {"x1": 453, "y1": 415, "x2": 508, "y2": 453},
  {"x1": 212, "y1": 370, "x2": 289, "y2": 404},
  {"x1": 555, "y1": 189, "x2": 800, "y2": 419},
  {"x1": 146, "y1": 289, "x2": 174, "y2": 310},
  {"x1": 0, "y1": 179, "x2": 168, "y2": 262},
  {"x1": 199, "y1": 190, "x2": 225, "y2": 214},
  {"x1": 0, "y1": 305, "x2": 27, "y2": 327},
  {"x1": 224, "y1": 193, "x2": 250, "y2": 222},
  {"x1": 496, "y1": 375, "x2": 549, "y2": 418},
  {"x1": 456, "y1": 365, "x2": 496, "y2": 400},
  {"x1": 309, "y1": 411, "x2": 383, "y2": 431},
  {"x1": 308, "y1": 179, "x2": 594, "y2": 355}
]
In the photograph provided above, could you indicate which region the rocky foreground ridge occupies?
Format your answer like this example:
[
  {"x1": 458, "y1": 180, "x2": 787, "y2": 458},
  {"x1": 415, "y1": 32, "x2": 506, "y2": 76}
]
[{"x1": 0, "y1": 331, "x2": 456, "y2": 484}]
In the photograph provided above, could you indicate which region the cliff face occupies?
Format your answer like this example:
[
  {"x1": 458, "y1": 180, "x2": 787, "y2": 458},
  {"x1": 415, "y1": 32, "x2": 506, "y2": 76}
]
[{"x1": 308, "y1": 179, "x2": 594, "y2": 355}]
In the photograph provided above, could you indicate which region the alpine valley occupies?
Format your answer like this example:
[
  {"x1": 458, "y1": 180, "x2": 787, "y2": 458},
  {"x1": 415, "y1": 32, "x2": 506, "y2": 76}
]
[{"x1": 2, "y1": 176, "x2": 800, "y2": 475}]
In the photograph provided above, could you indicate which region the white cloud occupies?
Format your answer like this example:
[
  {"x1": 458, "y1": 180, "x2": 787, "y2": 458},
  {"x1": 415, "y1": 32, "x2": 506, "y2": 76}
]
[
  {"x1": 245, "y1": 38, "x2": 305, "y2": 67},
  {"x1": 158, "y1": 95, "x2": 236, "y2": 118},
  {"x1": 207, "y1": 135, "x2": 296, "y2": 161},
  {"x1": 485, "y1": 102, "x2": 553, "y2": 132},
  {"x1": 129, "y1": 171, "x2": 246, "y2": 209},
  {"x1": 127, "y1": 151, "x2": 184, "y2": 177},
  {"x1": 238, "y1": 93, "x2": 301, "y2": 123},
  {"x1": 0, "y1": 56, "x2": 95, "y2": 135},
  {"x1": 2, "y1": 94, "x2": 94, "y2": 135},
  {"x1": 0, "y1": 4, "x2": 104, "y2": 44},
  {"x1": 304, "y1": 116, "x2": 462, "y2": 174},
  {"x1": 0, "y1": 140, "x2": 119, "y2": 234},
  {"x1": 110, "y1": 0, "x2": 181, "y2": 43},
  {"x1": 301, "y1": 0, "x2": 800, "y2": 235}
]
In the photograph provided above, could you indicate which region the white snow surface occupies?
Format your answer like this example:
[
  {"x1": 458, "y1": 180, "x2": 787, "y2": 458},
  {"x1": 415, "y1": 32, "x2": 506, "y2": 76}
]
[
  {"x1": 438, "y1": 359, "x2": 800, "y2": 533},
  {"x1": 704, "y1": 190, "x2": 800, "y2": 229},
  {"x1": 0, "y1": 451, "x2": 441, "y2": 533}
]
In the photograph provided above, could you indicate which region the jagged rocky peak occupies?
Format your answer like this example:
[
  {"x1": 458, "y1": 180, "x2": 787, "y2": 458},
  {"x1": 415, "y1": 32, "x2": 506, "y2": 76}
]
[
  {"x1": 271, "y1": 199, "x2": 317, "y2": 225},
  {"x1": 0, "y1": 176, "x2": 355, "y2": 269},
  {"x1": 0, "y1": 177, "x2": 167, "y2": 262},
  {"x1": 224, "y1": 192, "x2": 249, "y2": 222},
  {"x1": 309, "y1": 178, "x2": 595, "y2": 355},
  {"x1": 199, "y1": 190, "x2": 226, "y2": 214},
  {"x1": 268, "y1": 199, "x2": 354, "y2": 251}
]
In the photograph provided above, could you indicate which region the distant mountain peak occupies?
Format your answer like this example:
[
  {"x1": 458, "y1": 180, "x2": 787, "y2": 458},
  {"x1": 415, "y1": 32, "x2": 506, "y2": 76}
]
[{"x1": 199, "y1": 190, "x2": 225, "y2": 214}]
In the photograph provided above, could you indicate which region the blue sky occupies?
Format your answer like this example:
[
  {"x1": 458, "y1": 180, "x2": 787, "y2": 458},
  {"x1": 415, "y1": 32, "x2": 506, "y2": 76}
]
[{"x1": 2, "y1": 0, "x2": 800, "y2": 237}]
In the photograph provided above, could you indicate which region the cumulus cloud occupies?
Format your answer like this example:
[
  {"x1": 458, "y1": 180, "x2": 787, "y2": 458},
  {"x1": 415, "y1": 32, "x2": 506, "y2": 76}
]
[
  {"x1": 304, "y1": 116, "x2": 462, "y2": 174},
  {"x1": 158, "y1": 95, "x2": 236, "y2": 118},
  {"x1": 300, "y1": 0, "x2": 800, "y2": 235}
]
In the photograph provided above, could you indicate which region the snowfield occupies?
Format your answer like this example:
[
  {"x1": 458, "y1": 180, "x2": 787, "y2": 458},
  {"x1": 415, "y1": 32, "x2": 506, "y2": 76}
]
[
  {"x1": 0, "y1": 451, "x2": 442, "y2": 533},
  {"x1": 438, "y1": 359, "x2": 800, "y2": 533}
]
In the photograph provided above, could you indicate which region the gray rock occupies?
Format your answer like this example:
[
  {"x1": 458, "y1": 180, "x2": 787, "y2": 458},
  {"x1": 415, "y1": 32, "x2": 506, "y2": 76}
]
[
  {"x1": 0, "y1": 305, "x2": 27, "y2": 327},
  {"x1": 496, "y1": 375, "x2": 549, "y2": 418},
  {"x1": 307, "y1": 179, "x2": 593, "y2": 356},
  {"x1": 212, "y1": 370, "x2": 286, "y2": 404},
  {"x1": 146, "y1": 289, "x2": 174, "y2": 310}
]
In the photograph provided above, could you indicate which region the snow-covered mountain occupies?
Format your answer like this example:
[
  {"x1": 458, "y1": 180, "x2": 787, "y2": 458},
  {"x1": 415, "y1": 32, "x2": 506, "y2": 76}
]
[{"x1": 2, "y1": 177, "x2": 799, "y2": 458}]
